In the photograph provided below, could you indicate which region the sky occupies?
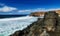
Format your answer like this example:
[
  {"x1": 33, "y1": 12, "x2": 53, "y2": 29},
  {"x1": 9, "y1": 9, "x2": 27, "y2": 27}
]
[{"x1": 0, "y1": 0, "x2": 60, "y2": 15}]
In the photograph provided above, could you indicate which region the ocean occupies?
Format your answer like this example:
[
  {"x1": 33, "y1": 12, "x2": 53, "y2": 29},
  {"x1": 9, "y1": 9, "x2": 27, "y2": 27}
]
[{"x1": 0, "y1": 16, "x2": 38, "y2": 36}]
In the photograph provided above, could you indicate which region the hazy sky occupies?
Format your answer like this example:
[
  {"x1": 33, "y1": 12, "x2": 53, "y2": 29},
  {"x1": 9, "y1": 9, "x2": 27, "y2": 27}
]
[{"x1": 0, "y1": 0, "x2": 60, "y2": 15}]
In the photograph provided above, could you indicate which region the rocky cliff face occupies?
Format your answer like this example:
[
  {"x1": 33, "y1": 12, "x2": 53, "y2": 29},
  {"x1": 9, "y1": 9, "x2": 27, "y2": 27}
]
[
  {"x1": 43, "y1": 11, "x2": 58, "y2": 31},
  {"x1": 30, "y1": 10, "x2": 60, "y2": 17},
  {"x1": 10, "y1": 11, "x2": 60, "y2": 36},
  {"x1": 30, "y1": 12, "x2": 46, "y2": 17},
  {"x1": 56, "y1": 10, "x2": 60, "y2": 15}
]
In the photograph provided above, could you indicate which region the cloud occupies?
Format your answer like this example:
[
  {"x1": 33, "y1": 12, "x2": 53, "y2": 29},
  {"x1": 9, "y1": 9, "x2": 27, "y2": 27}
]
[
  {"x1": 0, "y1": 6, "x2": 17, "y2": 12},
  {"x1": 18, "y1": 8, "x2": 46, "y2": 12},
  {"x1": 18, "y1": 10, "x2": 31, "y2": 12},
  {"x1": 0, "y1": 3, "x2": 60, "y2": 13},
  {"x1": 46, "y1": 8, "x2": 60, "y2": 11},
  {"x1": 18, "y1": 8, "x2": 60, "y2": 12}
]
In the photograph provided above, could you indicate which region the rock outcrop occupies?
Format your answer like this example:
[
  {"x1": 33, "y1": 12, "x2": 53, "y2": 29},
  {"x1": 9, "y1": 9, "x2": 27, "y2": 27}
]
[
  {"x1": 56, "y1": 10, "x2": 60, "y2": 15},
  {"x1": 30, "y1": 12, "x2": 46, "y2": 17},
  {"x1": 30, "y1": 10, "x2": 60, "y2": 17},
  {"x1": 43, "y1": 11, "x2": 58, "y2": 31},
  {"x1": 10, "y1": 11, "x2": 60, "y2": 36}
]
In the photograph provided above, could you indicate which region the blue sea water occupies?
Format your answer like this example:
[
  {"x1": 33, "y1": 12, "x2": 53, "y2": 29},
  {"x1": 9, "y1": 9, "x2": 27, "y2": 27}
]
[{"x1": 0, "y1": 16, "x2": 38, "y2": 36}]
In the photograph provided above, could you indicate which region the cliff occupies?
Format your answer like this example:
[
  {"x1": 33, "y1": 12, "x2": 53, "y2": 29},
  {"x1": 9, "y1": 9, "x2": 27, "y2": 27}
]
[
  {"x1": 10, "y1": 11, "x2": 60, "y2": 36},
  {"x1": 56, "y1": 10, "x2": 60, "y2": 15},
  {"x1": 30, "y1": 10, "x2": 60, "y2": 17},
  {"x1": 30, "y1": 12, "x2": 46, "y2": 17}
]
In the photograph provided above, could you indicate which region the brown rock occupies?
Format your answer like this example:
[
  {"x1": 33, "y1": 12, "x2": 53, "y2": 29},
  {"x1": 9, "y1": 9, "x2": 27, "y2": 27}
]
[{"x1": 30, "y1": 12, "x2": 46, "y2": 17}]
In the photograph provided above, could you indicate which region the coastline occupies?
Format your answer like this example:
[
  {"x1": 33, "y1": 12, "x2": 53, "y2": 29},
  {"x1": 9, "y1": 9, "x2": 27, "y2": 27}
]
[{"x1": 10, "y1": 11, "x2": 60, "y2": 36}]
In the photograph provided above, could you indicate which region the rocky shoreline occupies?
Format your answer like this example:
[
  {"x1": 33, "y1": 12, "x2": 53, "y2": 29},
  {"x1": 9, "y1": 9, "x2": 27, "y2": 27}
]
[{"x1": 10, "y1": 11, "x2": 60, "y2": 36}]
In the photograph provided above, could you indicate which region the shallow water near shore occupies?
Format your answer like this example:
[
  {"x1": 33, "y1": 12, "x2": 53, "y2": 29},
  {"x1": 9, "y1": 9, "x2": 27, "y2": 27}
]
[{"x1": 0, "y1": 16, "x2": 38, "y2": 36}]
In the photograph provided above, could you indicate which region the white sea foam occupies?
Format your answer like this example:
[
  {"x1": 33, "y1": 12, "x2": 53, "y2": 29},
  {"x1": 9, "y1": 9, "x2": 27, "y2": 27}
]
[{"x1": 0, "y1": 16, "x2": 38, "y2": 36}]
